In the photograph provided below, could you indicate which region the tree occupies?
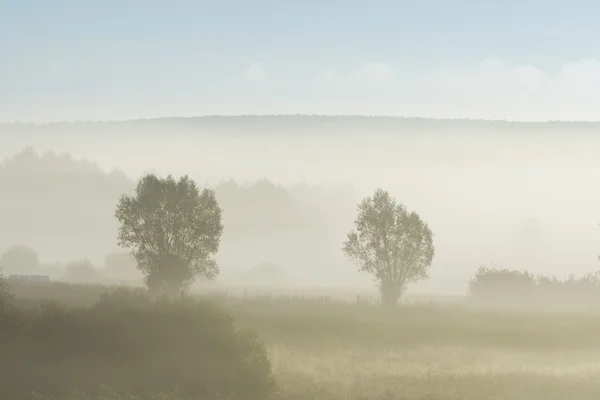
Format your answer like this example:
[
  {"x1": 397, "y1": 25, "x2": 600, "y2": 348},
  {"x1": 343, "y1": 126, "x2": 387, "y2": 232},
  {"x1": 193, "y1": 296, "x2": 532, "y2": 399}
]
[
  {"x1": 0, "y1": 246, "x2": 40, "y2": 275},
  {"x1": 64, "y1": 259, "x2": 98, "y2": 283},
  {"x1": 115, "y1": 174, "x2": 223, "y2": 296},
  {"x1": 342, "y1": 189, "x2": 435, "y2": 307}
]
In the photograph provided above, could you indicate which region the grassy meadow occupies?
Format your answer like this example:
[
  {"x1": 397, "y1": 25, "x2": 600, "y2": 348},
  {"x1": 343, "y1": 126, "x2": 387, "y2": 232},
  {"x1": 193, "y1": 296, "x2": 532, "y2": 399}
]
[{"x1": 9, "y1": 282, "x2": 600, "y2": 400}]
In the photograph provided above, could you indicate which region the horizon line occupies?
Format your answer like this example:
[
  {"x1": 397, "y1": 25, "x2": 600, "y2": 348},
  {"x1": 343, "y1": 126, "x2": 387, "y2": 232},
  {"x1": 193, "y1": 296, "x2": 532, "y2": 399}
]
[{"x1": 3, "y1": 114, "x2": 600, "y2": 126}]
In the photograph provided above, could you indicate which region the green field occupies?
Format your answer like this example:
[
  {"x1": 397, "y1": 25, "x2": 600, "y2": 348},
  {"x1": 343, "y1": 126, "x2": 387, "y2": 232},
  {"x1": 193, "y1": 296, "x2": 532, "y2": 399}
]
[{"x1": 10, "y1": 282, "x2": 600, "y2": 400}]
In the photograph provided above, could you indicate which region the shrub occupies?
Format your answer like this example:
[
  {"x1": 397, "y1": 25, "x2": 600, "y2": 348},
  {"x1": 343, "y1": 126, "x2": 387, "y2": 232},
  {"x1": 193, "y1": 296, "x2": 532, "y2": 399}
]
[
  {"x1": 0, "y1": 268, "x2": 13, "y2": 313},
  {"x1": 65, "y1": 259, "x2": 99, "y2": 283},
  {"x1": 468, "y1": 265, "x2": 600, "y2": 310},
  {"x1": 0, "y1": 288, "x2": 275, "y2": 399},
  {"x1": 468, "y1": 265, "x2": 536, "y2": 307}
]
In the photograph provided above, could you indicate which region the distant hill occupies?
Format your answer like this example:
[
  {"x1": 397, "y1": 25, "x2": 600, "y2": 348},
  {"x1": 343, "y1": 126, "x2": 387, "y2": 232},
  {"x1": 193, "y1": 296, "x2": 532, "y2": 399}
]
[{"x1": 2, "y1": 115, "x2": 600, "y2": 136}]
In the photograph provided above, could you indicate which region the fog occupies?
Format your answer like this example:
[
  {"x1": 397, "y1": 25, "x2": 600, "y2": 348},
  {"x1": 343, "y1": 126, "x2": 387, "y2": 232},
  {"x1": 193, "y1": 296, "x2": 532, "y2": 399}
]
[
  {"x1": 2, "y1": 118, "x2": 599, "y2": 296},
  {"x1": 6, "y1": 1, "x2": 600, "y2": 398}
]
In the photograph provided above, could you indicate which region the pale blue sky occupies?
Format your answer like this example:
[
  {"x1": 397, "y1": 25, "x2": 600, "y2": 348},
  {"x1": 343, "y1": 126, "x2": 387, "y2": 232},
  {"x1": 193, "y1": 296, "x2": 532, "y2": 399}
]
[{"x1": 2, "y1": 1, "x2": 600, "y2": 121}]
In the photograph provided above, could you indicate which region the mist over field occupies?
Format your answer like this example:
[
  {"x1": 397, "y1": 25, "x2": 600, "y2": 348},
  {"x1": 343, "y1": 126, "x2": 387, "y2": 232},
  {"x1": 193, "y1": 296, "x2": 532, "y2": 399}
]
[
  {"x1": 2, "y1": 118, "x2": 600, "y2": 295},
  {"x1": 4, "y1": 1, "x2": 600, "y2": 399}
]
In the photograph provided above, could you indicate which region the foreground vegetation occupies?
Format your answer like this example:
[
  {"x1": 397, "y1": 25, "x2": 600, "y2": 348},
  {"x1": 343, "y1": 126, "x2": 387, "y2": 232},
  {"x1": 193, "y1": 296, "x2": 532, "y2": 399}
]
[
  {"x1": 2, "y1": 152, "x2": 599, "y2": 399},
  {"x1": 6, "y1": 281, "x2": 600, "y2": 400},
  {"x1": 1, "y1": 285, "x2": 274, "y2": 400}
]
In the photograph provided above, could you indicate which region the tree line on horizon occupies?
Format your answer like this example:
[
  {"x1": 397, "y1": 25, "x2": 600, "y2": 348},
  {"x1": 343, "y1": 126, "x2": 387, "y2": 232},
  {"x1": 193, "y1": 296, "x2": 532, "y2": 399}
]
[
  {"x1": 4, "y1": 114, "x2": 600, "y2": 129},
  {"x1": 4, "y1": 166, "x2": 598, "y2": 308},
  {"x1": 0, "y1": 147, "x2": 357, "y2": 281},
  {"x1": 0, "y1": 150, "x2": 444, "y2": 307},
  {"x1": 2, "y1": 147, "x2": 600, "y2": 307}
]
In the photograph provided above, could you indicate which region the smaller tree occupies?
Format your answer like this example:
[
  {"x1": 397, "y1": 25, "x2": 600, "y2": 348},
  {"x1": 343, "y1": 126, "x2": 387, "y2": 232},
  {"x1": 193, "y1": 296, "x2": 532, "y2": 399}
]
[
  {"x1": 343, "y1": 189, "x2": 435, "y2": 307},
  {"x1": 0, "y1": 246, "x2": 40, "y2": 275}
]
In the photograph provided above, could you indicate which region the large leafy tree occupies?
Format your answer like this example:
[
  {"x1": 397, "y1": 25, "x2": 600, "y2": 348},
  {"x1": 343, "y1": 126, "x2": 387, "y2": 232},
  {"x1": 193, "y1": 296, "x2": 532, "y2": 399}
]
[
  {"x1": 115, "y1": 174, "x2": 223, "y2": 295},
  {"x1": 343, "y1": 189, "x2": 435, "y2": 307}
]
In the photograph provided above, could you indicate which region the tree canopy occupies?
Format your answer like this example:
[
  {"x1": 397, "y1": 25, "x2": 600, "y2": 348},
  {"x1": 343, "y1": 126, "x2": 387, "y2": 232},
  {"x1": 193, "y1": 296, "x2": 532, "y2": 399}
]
[
  {"x1": 115, "y1": 174, "x2": 223, "y2": 295},
  {"x1": 0, "y1": 246, "x2": 40, "y2": 275},
  {"x1": 343, "y1": 189, "x2": 435, "y2": 306}
]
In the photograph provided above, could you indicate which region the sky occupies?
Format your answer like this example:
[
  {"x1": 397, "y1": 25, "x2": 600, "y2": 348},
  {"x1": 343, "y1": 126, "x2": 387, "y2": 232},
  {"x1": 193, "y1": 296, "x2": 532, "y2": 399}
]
[{"x1": 2, "y1": 0, "x2": 600, "y2": 122}]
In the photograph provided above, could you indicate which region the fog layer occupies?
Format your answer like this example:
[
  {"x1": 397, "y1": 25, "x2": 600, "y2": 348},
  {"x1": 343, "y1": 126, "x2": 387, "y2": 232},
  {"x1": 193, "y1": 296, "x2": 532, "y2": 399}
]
[{"x1": 2, "y1": 118, "x2": 599, "y2": 294}]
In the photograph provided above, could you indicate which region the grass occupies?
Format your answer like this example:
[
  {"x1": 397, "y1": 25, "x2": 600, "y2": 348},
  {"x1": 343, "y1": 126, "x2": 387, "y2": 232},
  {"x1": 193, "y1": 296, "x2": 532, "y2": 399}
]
[
  {"x1": 272, "y1": 347, "x2": 600, "y2": 399},
  {"x1": 10, "y1": 282, "x2": 600, "y2": 400}
]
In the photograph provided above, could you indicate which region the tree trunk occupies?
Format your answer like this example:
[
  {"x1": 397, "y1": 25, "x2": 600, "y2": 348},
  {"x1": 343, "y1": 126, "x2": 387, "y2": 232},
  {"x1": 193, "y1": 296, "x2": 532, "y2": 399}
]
[
  {"x1": 145, "y1": 272, "x2": 164, "y2": 297},
  {"x1": 165, "y1": 279, "x2": 185, "y2": 299},
  {"x1": 380, "y1": 282, "x2": 403, "y2": 307}
]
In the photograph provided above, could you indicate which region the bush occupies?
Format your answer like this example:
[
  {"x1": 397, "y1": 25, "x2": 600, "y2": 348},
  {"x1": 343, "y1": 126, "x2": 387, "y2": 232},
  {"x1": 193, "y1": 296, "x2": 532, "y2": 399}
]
[
  {"x1": 0, "y1": 269, "x2": 13, "y2": 313},
  {"x1": 0, "y1": 288, "x2": 275, "y2": 399},
  {"x1": 65, "y1": 259, "x2": 99, "y2": 283},
  {"x1": 468, "y1": 265, "x2": 600, "y2": 311},
  {"x1": 468, "y1": 265, "x2": 536, "y2": 306}
]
